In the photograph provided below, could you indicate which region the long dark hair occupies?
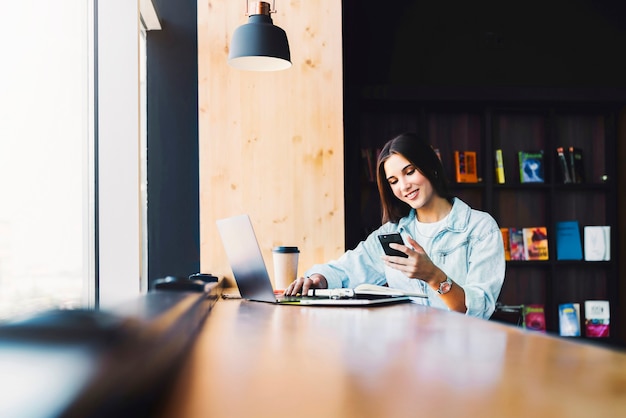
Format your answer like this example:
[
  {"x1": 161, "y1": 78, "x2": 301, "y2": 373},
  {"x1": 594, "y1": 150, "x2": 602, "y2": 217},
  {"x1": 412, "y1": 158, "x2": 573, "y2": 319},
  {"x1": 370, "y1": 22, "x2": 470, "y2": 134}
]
[{"x1": 376, "y1": 133, "x2": 452, "y2": 223}]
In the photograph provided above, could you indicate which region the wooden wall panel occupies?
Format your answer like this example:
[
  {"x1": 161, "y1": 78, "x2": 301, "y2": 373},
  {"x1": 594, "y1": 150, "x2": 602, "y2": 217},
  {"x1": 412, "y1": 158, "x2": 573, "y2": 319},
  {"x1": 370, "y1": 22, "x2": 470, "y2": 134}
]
[{"x1": 198, "y1": 0, "x2": 344, "y2": 289}]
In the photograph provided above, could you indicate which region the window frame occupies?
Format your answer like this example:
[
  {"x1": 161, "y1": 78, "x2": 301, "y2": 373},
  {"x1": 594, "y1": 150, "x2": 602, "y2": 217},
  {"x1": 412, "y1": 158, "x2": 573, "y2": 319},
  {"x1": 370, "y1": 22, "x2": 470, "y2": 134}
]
[{"x1": 96, "y1": 0, "x2": 160, "y2": 308}]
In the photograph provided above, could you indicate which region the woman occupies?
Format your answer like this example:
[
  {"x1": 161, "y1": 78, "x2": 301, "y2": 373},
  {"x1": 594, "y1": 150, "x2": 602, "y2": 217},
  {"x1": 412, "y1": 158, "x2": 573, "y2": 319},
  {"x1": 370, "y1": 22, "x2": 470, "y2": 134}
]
[{"x1": 284, "y1": 133, "x2": 505, "y2": 319}]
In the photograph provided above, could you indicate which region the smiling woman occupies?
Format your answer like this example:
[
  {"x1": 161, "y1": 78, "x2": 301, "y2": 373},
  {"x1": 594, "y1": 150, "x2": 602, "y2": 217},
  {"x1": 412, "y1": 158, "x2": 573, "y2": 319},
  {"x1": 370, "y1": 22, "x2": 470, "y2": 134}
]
[{"x1": 285, "y1": 133, "x2": 505, "y2": 320}]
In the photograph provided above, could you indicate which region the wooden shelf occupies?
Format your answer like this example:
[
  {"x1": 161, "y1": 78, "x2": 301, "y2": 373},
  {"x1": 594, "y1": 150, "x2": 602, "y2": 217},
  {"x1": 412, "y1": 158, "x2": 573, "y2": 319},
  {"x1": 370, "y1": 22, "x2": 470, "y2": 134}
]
[{"x1": 345, "y1": 96, "x2": 620, "y2": 340}]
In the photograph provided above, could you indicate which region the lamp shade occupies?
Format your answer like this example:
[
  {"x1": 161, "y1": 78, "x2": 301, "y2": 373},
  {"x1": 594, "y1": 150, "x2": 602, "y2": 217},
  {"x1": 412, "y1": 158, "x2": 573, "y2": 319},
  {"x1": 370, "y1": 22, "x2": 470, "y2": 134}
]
[{"x1": 228, "y1": 13, "x2": 291, "y2": 71}]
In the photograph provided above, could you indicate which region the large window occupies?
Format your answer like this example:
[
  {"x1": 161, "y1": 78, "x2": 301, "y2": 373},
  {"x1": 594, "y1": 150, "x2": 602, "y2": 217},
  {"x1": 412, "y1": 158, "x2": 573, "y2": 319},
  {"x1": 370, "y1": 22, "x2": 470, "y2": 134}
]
[
  {"x1": 0, "y1": 1, "x2": 94, "y2": 319},
  {"x1": 0, "y1": 1, "x2": 158, "y2": 320}
]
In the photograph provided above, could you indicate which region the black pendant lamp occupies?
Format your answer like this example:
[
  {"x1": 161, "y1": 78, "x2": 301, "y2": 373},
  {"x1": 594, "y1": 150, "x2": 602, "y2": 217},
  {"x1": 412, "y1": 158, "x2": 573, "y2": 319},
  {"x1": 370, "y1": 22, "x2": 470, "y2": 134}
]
[{"x1": 228, "y1": 1, "x2": 292, "y2": 71}]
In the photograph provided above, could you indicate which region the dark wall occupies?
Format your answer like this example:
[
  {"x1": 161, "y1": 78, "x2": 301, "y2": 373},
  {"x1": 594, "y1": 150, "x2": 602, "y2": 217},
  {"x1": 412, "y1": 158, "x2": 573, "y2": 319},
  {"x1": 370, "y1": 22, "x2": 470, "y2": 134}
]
[
  {"x1": 344, "y1": 0, "x2": 626, "y2": 88},
  {"x1": 146, "y1": 0, "x2": 199, "y2": 284}
]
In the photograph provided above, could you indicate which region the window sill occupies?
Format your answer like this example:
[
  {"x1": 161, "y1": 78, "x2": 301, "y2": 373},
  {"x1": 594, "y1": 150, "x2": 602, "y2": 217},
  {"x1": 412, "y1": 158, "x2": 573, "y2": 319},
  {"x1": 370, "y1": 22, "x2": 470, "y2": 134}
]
[{"x1": 0, "y1": 281, "x2": 223, "y2": 417}]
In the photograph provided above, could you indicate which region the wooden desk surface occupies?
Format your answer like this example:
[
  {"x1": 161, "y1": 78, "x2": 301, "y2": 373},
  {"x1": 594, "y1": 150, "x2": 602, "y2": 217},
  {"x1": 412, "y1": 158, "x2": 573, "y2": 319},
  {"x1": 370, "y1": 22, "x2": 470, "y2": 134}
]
[{"x1": 159, "y1": 299, "x2": 626, "y2": 418}]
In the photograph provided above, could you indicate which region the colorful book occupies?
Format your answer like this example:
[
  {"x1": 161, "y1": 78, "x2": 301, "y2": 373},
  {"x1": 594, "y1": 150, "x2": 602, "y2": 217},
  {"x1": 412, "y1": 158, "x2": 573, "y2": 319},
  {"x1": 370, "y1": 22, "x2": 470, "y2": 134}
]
[
  {"x1": 584, "y1": 300, "x2": 610, "y2": 338},
  {"x1": 454, "y1": 150, "x2": 478, "y2": 183},
  {"x1": 518, "y1": 150, "x2": 544, "y2": 183},
  {"x1": 555, "y1": 146, "x2": 572, "y2": 184},
  {"x1": 584, "y1": 226, "x2": 611, "y2": 261},
  {"x1": 568, "y1": 146, "x2": 585, "y2": 183},
  {"x1": 555, "y1": 220, "x2": 582, "y2": 260},
  {"x1": 523, "y1": 226, "x2": 549, "y2": 260},
  {"x1": 494, "y1": 149, "x2": 505, "y2": 184},
  {"x1": 500, "y1": 227, "x2": 511, "y2": 261},
  {"x1": 522, "y1": 304, "x2": 546, "y2": 332},
  {"x1": 509, "y1": 227, "x2": 525, "y2": 260},
  {"x1": 559, "y1": 303, "x2": 581, "y2": 337}
]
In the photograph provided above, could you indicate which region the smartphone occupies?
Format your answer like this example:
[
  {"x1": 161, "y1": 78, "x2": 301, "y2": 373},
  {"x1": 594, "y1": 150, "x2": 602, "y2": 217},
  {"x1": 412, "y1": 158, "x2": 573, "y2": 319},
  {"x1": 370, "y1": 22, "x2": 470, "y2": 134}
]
[{"x1": 377, "y1": 233, "x2": 408, "y2": 258}]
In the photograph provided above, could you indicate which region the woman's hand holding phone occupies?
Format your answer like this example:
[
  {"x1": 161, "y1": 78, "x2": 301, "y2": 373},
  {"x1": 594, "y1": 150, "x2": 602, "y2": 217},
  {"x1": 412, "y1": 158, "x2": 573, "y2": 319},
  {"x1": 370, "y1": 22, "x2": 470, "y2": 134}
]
[{"x1": 377, "y1": 233, "x2": 409, "y2": 258}]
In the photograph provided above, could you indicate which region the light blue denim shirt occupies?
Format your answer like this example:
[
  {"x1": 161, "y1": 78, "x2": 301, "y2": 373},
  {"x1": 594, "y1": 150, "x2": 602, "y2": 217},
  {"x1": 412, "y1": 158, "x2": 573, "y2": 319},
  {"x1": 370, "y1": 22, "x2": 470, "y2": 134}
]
[{"x1": 304, "y1": 197, "x2": 505, "y2": 319}]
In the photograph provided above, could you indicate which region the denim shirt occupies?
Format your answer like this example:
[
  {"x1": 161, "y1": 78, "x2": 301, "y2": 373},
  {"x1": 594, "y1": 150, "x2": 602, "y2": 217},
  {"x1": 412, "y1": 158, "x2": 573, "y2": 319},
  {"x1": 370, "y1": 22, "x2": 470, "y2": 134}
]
[{"x1": 304, "y1": 198, "x2": 505, "y2": 319}]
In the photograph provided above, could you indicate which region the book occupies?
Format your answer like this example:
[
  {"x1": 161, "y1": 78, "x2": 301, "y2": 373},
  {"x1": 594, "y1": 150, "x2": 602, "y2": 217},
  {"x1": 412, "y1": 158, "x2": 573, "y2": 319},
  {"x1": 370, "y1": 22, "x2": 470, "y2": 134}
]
[
  {"x1": 494, "y1": 149, "x2": 505, "y2": 184},
  {"x1": 454, "y1": 150, "x2": 478, "y2": 183},
  {"x1": 584, "y1": 226, "x2": 611, "y2": 261},
  {"x1": 500, "y1": 227, "x2": 511, "y2": 261},
  {"x1": 584, "y1": 300, "x2": 610, "y2": 337},
  {"x1": 509, "y1": 227, "x2": 525, "y2": 260},
  {"x1": 523, "y1": 226, "x2": 549, "y2": 260},
  {"x1": 518, "y1": 150, "x2": 545, "y2": 183},
  {"x1": 555, "y1": 147, "x2": 572, "y2": 183},
  {"x1": 354, "y1": 284, "x2": 427, "y2": 298},
  {"x1": 522, "y1": 304, "x2": 546, "y2": 332},
  {"x1": 555, "y1": 220, "x2": 582, "y2": 260},
  {"x1": 568, "y1": 146, "x2": 585, "y2": 183},
  {"x1": 559, "y1": 303, "x2": 581, "y2": 336},
  {"x1": 309, "y1": 284, "x2": 427, "y2": 299}
]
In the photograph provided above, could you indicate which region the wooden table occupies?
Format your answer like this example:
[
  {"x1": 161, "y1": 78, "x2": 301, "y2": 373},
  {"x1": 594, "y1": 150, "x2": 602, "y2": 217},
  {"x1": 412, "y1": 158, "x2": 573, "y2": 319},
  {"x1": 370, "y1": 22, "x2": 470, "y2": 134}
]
[{"x1": 159, "y1": 299, "x2": 626, "y2": 418}]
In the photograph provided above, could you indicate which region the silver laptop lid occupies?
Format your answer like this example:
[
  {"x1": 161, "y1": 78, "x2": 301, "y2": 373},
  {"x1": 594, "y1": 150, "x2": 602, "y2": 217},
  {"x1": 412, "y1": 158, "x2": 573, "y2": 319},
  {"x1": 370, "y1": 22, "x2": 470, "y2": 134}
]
[{"x1": 216, "y1": 214, "x2": 277, "y2": 303}]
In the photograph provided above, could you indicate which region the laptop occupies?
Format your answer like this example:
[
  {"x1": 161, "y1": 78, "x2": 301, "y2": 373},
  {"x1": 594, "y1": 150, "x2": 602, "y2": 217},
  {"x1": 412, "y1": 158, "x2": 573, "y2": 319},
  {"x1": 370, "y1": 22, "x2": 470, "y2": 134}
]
[{"x1": 216, "y1": 214, "x2": 412, "y2": 306}]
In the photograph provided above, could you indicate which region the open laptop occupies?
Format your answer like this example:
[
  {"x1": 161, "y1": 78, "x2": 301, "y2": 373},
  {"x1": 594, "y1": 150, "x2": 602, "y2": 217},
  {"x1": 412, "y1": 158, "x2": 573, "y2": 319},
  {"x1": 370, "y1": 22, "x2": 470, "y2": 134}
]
[{"x1": 216, "y1": 214, "x2": 412, "y2": 306}]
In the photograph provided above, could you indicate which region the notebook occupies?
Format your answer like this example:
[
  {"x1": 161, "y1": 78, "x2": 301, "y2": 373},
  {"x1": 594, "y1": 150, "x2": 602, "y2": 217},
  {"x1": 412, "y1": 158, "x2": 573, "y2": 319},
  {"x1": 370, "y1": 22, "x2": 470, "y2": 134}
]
[{"x1": 216, "y1": 214, "x2": 412, "y2": 306}]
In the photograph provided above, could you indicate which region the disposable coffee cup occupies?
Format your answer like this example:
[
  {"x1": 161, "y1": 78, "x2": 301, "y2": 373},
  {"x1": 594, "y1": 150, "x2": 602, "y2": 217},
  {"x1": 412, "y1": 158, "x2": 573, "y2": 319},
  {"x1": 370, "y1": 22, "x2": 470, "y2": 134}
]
[{"x1": 272, "y1": 246, "x2": 300, "y2": 290}]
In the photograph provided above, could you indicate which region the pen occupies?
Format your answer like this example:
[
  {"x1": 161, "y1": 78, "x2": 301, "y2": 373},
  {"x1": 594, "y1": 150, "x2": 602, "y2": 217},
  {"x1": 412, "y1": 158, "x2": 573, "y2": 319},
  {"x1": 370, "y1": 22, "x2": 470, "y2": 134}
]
[{"x1": 307, "y1": 289, "x2": 354, "y2": 299}]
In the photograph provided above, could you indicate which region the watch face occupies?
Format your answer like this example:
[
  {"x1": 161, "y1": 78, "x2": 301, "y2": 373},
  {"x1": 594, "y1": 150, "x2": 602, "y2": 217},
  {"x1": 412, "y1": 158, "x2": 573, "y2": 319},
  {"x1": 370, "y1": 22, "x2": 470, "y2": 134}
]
[{"x1": 439, "y1": 278, "x2": 452, "y2": 294}]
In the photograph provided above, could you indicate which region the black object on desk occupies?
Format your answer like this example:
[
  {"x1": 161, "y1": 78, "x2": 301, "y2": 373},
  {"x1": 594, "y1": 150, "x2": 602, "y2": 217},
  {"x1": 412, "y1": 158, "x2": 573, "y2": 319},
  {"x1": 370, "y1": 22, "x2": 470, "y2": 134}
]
[
  {"x1": 188, "y1": 272, "x2": 219, "y2": 282},
  {"x1": 154, "y1": 276, "x2": 213, "y2": 292}
]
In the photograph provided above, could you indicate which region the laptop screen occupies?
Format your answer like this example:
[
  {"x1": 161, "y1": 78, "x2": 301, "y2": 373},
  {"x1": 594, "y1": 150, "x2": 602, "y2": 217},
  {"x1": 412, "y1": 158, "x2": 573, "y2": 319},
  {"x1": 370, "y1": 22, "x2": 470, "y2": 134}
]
[{"x1": 216, "y1": 214, "x2": 277, "y2": 303}]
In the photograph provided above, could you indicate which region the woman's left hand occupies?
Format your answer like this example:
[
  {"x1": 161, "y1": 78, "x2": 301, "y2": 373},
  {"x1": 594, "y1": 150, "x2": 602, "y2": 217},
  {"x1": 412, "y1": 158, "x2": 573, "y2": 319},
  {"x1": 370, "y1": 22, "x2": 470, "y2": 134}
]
[{"x1": 382, "y1": 235, "x2": 440, "y2": 284}]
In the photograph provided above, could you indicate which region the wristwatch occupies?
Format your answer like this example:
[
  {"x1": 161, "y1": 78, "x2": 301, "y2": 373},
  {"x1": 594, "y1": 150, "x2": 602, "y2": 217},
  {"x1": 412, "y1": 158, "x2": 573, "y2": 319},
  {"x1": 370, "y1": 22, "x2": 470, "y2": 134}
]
[{"x1": 436, "y1": 276, "x2": 453, "y2": 295}]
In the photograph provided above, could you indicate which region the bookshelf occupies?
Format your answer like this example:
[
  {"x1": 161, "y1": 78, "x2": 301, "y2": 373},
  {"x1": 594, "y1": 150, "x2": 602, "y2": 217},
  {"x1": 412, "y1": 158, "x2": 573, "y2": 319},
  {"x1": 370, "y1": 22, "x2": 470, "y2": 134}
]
[{"x1": 344, "y1": 90, "x2": 621, "y2": 343}]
